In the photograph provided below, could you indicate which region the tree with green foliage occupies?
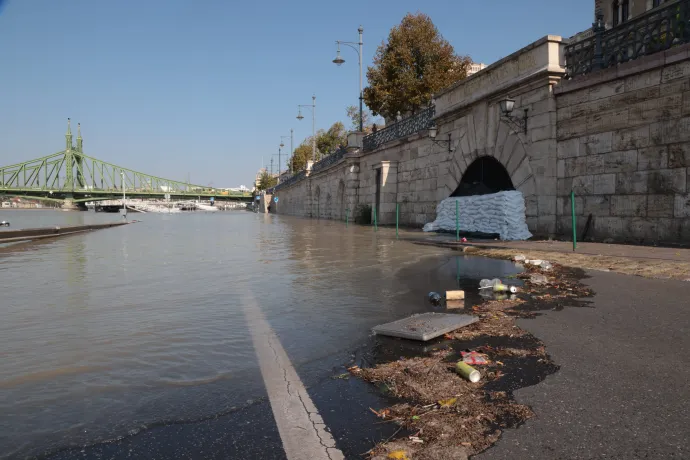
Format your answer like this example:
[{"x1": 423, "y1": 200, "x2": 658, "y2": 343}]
[
  {"x1": 316, "y1": 121, "x2": 347, "y2": 155},
  {"x1": 288, "y1": 122, "x2": 348, "y2": 171},
  {"x1": 256, "y1": 171, "x2": 277, "y2": 191},
  {"x1": 289, "y1": 139, "x2": 314, "y2": 172},
  {"x1": 363, "y1": 12, "x2": 472, "y2": 120},
  {"x1": 346, "y1": 106, "x2": 382, "y2": 133}
]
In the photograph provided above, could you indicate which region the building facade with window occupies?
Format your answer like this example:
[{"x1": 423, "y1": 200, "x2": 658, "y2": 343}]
[{"x1": 596, "y1": 0, "x2": 668, "y2": 29}]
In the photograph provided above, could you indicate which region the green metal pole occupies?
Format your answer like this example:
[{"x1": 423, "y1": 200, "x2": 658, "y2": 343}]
[
  {"x1": 396, "y1": 203, "x2": 399, "y2": 239},
  {"x1": 373, "y1": 205, "x2": 377, "y2": 231},
  {"x1": 571, "y1": 190, "x2": 577, "y2": 251},
  {"x1": 346, "y1": 208, "x2": 349, "y2": 227},
  {"x1": 455, "y1": 200, "x2": 460, "y2": 241}
]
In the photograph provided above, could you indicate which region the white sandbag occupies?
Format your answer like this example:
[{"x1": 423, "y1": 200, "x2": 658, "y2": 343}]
[{"x1": 422, "y1": 191, "x2": 532, "y2": 240}]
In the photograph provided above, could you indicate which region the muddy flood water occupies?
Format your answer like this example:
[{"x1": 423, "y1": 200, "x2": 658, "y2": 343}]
[{"x1": 0, "y1": 210, "x2": 523, "y2": 459}]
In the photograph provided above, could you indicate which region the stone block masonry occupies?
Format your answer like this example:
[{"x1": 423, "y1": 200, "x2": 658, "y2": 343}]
[
  {"x1": 271, "y1": 38, "x2": 690, "y2": 243},
  {"x1": 555, "y1": 44, "x2": 690, "y2": 243}
]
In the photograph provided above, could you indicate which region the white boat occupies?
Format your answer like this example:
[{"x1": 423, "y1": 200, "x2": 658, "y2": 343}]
[{"x1": 196, "y1": 204, "x2": 219, "y2": 212}]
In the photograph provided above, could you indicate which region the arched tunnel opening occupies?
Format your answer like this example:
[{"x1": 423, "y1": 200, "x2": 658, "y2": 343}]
[{"x1": 451, "y1": 156, "x2": 515, "y2": 197}]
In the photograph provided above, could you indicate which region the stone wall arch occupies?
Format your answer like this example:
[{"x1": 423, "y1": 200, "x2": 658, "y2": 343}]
[
  {"x1": 442, "y1": 122, "x2": 536, "y2": 201},
  {"x1": 438, "y1": 105, "x2": 541, "y2": 230}
]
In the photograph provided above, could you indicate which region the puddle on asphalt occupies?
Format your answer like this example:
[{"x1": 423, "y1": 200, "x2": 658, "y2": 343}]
[
  {"x1": 393, "y1": 253, "x2": 525, "y2": 310},
  {"x1": 358, "y1": 255, "x2": 593, "y2": 396}
]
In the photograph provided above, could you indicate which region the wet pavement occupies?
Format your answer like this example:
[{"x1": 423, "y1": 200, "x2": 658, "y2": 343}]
[
  {"x1": 0, "y1": 211, "x2": 523, "y2": 459},
  {"x1": 475, "y1": 271, "x2": 690, "y2": 460}
]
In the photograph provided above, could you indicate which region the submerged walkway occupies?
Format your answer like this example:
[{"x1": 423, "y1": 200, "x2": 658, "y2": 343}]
[{"x1": 407, "y1": 234, "x2": 690, "y2": 263}]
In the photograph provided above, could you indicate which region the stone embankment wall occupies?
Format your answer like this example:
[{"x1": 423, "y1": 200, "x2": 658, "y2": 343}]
[
  {"x1": 273, "y1": 36, "x2": 566, "y2": 235},
  {"x1": 270, "y1": 35, "x2": 690, "y2": 244},
  {"x1": 555, "y1": 45, "x2": 690, "y2": 242}
]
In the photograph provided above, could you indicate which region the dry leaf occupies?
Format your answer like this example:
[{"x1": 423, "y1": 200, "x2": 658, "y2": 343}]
[{"x1": 438, "y1": 397, "x2": 458, "y2": 407}]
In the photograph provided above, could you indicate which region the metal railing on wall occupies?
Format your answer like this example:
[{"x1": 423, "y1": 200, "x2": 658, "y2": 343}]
[
  {"x1": 565, "y1": 0, "x2": 690, "y2": 78},
  {"x1": 362, "y1": 106, "x2": 435, "y2": 152},
  {"x1": 311, "y1": 146, "x2": 347, "y2": 174}
]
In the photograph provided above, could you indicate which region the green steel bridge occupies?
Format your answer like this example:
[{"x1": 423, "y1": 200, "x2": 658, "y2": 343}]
[{"x1": 0, "y1": 119, "x2": 253, "y2": 209}]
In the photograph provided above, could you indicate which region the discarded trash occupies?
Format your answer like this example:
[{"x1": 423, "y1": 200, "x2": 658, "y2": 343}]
[
  {"x1": 409, "y1": 436, "x2": 424, "y2": 444},
  {"x1": 372, "y1": 312, "x2": 479, "y2": 341},
  {"x1": 541, "y1": 261, "x2": 553, "y2": 270},
  {"x1": 479, "y1": 278, "x2": 501, "y2": 289},
  {"x1": 446, "y1": 290, "x2": 465, "y2": 300},
  {"x1": 461, "y1": 237, "x2": 467, "y2": 242},
  {"x1": 446, "y1": 300, "x2": 464, "y2": 309},
  {"x1": 427, "y1": 292, "x2": 442, "y2": 306},
  {"x1": 388, "y1": 451, "x2": 410, "y2": 460},
  {"x1": 479, "y1": 278, "x2": 518, "y2": 293},
  {"x1": 455, "y1": 361, "x2": 481, "y2": 382},
  {"x1": 479, "y1": 290, "x2": 517, "y2": 301},
  {"x1": 513, "y1": 254, "x2": 526, "y2": 262},
  {"x1": 461, "y1": 351, "x2": 489, "y2": 365},
  {"x1": 530, "y1": 274, "x2": 549, "y2": 285}
]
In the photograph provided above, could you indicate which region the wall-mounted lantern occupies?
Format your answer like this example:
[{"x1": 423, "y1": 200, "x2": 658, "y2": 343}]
[
  {"x1": 499, "y1": 97, "x2": 528, "y2": 134},
  {"x1": 427, "y1": 122, "x2": 454, "y2": 153}
]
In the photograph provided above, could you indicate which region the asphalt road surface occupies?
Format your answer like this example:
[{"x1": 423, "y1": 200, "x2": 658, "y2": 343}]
[{"x1": 477, "y1": 270, "x2": 689, "y2": 460}]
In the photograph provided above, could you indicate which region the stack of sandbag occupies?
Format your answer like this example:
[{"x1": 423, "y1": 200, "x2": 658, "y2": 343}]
[{"x1": 422, "y1": 190, "x2": 532, "y2": 240}]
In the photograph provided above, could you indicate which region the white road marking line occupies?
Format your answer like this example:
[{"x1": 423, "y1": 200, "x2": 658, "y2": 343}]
[{"x1": 243, "y1": 296, "x2": 345, "y2": 460}]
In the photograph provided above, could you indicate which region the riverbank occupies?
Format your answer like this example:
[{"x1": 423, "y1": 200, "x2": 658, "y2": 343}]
[{"x1": 405, "y1": 235, "x2": 690, "y2": 281}]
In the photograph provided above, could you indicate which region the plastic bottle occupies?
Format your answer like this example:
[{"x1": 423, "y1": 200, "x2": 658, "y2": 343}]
[{"x1": 427, "y1": 292, "x2": 442, "y2": 306}]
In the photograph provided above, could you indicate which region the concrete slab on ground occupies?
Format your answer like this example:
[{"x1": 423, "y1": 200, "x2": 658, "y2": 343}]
[{"x1": 373, "y1": 312, "x2": 478, "y2": 341}]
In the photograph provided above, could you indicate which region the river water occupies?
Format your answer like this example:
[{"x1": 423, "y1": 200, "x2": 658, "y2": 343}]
[{"x1": 0, "y1": 209, "x2": 521, "y2": 459}]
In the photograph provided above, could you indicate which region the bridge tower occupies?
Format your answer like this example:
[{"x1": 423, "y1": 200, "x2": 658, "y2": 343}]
[
  {"x1": 61, "y1": 118, "x2": 84, "y2": 211},
  {"x1": 65, "y1": 118, "x2": 73, "y2": 191},
  {"x1": 75, "y1": 123, "x2": 85, "y2": 188}
]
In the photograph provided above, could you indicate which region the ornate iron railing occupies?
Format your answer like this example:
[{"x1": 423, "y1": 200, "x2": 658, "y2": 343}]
[
  {"x1": 272, "y1": 169, "x2": 306, "y2": 192},
  {"x1": 565, "y1": 0, "x2": 690, "y2": 78},
  {"x1": 362, "y1": 106, "x2": 435, "y2": 152},
  {"x1": 311, "y1": 146, "x2": 347, "y2": 174}
]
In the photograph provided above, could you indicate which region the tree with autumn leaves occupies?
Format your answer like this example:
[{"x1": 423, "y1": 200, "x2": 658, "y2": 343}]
[
  {"x1": 286, "y1": 12, "x2": 469, "y2": 172},
  {"x1": 363, "y1": 12, "x2": 472, "y2": 121}
]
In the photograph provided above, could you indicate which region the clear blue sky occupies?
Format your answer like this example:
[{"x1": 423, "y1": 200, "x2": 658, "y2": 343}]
[{"x1": 0, "y1": 0, "x2": 592, "y2": 188}]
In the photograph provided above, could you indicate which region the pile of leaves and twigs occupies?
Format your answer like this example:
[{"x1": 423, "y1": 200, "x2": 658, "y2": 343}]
[{"x1": 350, "y1": 263, "x2": 593, "y2": 459}]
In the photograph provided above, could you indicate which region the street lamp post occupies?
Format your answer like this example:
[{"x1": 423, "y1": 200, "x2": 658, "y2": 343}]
[
  {"x1": 333, "y1": 26, "x2": 364, "y2": 132},
  {"x1": 280, "y1": 131, "x2": 293, "y2": 175},
  {"x1": 297, "y1": 95, "x2": 316, "y2": 162}
]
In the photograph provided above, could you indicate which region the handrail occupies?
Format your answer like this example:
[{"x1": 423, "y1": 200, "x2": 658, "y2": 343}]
[
  {"x1": 565, "y1": 0, "x2": 689, "y2": 78},
  {"x1": 362, "y1": 106, "x2": 435, "y2": 152}
]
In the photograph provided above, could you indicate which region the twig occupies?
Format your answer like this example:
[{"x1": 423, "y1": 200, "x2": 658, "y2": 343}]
[
  {"x1": 360, "y1": 425, "x2": 403, "y2": 457},
  {"x1": 426, "y1": 358, "x2": 443, "y2": 375}
]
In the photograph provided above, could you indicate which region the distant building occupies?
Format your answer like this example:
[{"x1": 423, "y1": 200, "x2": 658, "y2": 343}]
[
  {"x1": 467, "y1": 62, "x2": 487, "y2": 76},
  {"x1": 596, "y1": 0, "x2": 670, "y2": 31}
]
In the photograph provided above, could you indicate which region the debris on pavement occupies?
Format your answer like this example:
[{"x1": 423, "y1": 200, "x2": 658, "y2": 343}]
[
  {"x1": 427, "y1": 292, "x2": 442, "y2": 306},
  {"x1": 479, "y1": 278, "x2": 518, "y2": 293},
  {"x1": 446, "y1": 300, "x2": 465, "y2": 309},
  {"x1": 455, "y1": 361, "x2": 481, "y2": 382},
  {"x1": 372, "y1": 313, "x2": 479, "y2": 341},
  {"x1": 461, "y1": 350, "x2": 489, "y2": 365},
  {"x1": 356, "y1": 261, "x2": 593, "y2": 459},
  {"x1": 513, "y1": 254, "x2": 526, "y2": 262},
  {"x1": 529, "y1": 273, "x2": 549, "y2": 285},
  {"x1": 446, "y1": 290, "x2": 465, "y2": 300}
]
